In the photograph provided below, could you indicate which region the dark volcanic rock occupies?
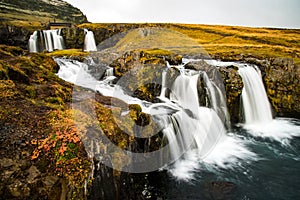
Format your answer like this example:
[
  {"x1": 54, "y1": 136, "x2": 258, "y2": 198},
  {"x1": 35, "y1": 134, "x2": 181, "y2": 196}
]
[
  {"x1": 61, "y1": 28, "x2": 86, "y2": 49},
  {"x1": 218, "y1": 65, "x2": 244, "y2": 124},
  {"x1": 0, "y1": 25, "x2": 32, "y2": 49},
  {"x1": 263, "y1": 58, "x2": 300, "y2": 118}
]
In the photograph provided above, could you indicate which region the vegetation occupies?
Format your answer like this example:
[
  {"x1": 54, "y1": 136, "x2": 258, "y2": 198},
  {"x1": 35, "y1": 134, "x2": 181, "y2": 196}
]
[
  {"x1": 46, "y1": 49, "x2": 89, "y2": 61},
  {"x1": 0, "y1": 45, "x2": 164, "y2": 198},
  {"x1": 0, "y1": 45, "x2": 92, "y2": 198},
  {"x1": 0, "y1": 0, "x2": 88, "y2": 27},
  {"x1": 80, "y1": 23, "x2": 300, "y2": 65}
]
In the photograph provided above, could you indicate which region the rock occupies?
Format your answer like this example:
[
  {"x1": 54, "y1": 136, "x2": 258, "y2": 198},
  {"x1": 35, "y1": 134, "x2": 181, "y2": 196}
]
[
  {"x1": 7, "y1": 180, "x2": 30, "y2": 198},
  {"x1": 165, "y1": 54, "x2": 183, "y2": 65},
  {"x1": 218, "y1": 65, "x2": 244, "y2": 124},
  {"x1": 261, "y1": 58, "x2": 300, "y2": 117},
  {"x1": 272, "y1": 58, "x2": 294, "y2": 69},
  {"x1": 43, "y1": 176, "x2": 59, "y2": 189},
  {"x1": 0, "y1": 158, "x2": 15, "y2": 168},
  {"x1": 0, "y1": 25, "x2": 32, "y2": 49},
  {"x1": 109, "y1": 50, "x2": 168, "y2": 102},
  {"x1": 26, "y1": 165, "x2": 41, "y2": 184},
  {"x1": 61, "y1": 28, "x2": 86, "y2": 49}
]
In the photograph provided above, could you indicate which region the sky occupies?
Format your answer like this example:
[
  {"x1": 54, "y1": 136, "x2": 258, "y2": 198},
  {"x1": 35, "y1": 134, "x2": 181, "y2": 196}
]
[{"x1": 64, "y1": 0, "x2": 300, "y2": 28}]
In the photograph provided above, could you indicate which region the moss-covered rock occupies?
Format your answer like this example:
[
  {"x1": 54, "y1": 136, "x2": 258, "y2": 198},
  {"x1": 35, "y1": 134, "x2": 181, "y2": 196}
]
[
  {"x1": 108, "y1": 49, "x2": 182, "y2": 102},
  {"x1": 0, "y1": 45, "x2": 92, "y2": 199},
  {"x1": 61, "y1": 28, "x2": 86, "y2": 50},
  {"x1": 262, "y1": 58, "x2": 300, "y2": 118},
  {"x1": 218, "y1": 65, "x2": 244, "y2": 123}
]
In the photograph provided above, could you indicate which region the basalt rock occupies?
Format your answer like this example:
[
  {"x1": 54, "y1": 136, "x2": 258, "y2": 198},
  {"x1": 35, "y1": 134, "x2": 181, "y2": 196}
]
[
  {"x1": 218, "y1": 65, "x2": 244, "y2": 124},
  {"x1": 262, "y1": 58, "x2": 300, "y2": 118},
  {"x1": 108, "y1": 49, "x2": 182, "y2": 102},
  {"x1": 61, "y1": 28, "x2": 86, "y2": 49},
  {"x1": 0, "y1": 25, "x2": 33, "y2": 49},
  {"x1": 217, "y1": 56, "x2": 300, "y2": 119}
]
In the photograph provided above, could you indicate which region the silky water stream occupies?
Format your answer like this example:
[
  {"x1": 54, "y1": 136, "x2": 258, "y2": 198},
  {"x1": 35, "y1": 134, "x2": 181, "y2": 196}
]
[{"x1": 55, "y1": 58, "x2": 300, "y2": 200}]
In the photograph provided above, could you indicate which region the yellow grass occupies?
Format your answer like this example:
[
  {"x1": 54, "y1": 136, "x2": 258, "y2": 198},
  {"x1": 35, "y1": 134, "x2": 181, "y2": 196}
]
[{"x1": 79, "y1": 23, "x2": 300, "y2": 64}]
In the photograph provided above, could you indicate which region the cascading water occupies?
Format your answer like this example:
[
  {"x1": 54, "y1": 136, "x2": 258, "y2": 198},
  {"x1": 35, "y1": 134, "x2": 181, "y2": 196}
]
[
  {"x1": 152, "y1": 66, "x2": 253, "y2": 179},
  {"x1": 29, "y1": 29, "x2": 65, "y2": 52},
  {"x1": 54, "y1": 57, "x2": 256, "y2": 180},
  {"x1": 54, "y1": 56, "x2": 300, "y2": 199},
  {"x1": 84, "y1": 29, "x2": 97, "y2": 52},
  {"x1": 28, "y1": 31, "x2": 38, "y2": 53},
  {"x1": 238, "y1": 64, "x2": 300, "y2": 143},
  {"x1": 105, "y1": 67, "x2": 114, "y2": 77},
  {"x1": 238, "y1": 65, "x2": 273, "y2": 124}
]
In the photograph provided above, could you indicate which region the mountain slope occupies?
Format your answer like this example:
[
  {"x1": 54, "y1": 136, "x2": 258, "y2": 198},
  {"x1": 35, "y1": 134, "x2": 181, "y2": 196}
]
[{"x1": 0, "y1": 0, "x2": 88, "y2": 25}]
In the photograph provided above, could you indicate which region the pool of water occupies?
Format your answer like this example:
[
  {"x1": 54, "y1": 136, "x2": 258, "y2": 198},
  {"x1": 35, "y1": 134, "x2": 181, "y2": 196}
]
[{"x1": 143, "y1": 118, "x2": 300, "y2": 200}]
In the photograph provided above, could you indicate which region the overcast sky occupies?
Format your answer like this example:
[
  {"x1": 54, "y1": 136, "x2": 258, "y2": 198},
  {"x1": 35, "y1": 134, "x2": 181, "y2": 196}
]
[{"x1": 64, "y1": 0, "x2": 300, "y2": 28}]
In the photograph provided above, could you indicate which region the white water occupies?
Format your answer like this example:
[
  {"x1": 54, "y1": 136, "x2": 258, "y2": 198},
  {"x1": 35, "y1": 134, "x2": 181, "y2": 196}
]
[
  {"x1": 159, "y1": 70, "x2": 168, "y2": 99},
  {"x1": 84, "y1": 29, "x2": 97, "y2": 52},
  {"x1": 28, "y1": 31, "x2": 38, "y2": 53},
  {"x1": 238, "y1": 65, "x2": 273, "y2": 124},
  {"x1": 55, "y1": 58, "x2": 148, "y2": 107},
  {"x1": 55, "y1": 58, "x2": 256, "y2": 180},
  {"x1": 29, "y1": 29, "x2": 65, "y2": 52},
  {"x1": 105, "y1": 67, "x2": 114, "y2": 77},
  {"x1": 204, "y1": 60, "x2": 300, "y2": 143},
  {"x1": 158, "y1": 68, "x2": 253, "y2": 180},
  {"x1": 237, "y1": 65, "x2": 300, "y2": 143}
]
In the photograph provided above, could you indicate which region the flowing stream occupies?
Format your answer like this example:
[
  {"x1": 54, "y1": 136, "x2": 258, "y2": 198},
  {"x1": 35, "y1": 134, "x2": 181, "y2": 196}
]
[{"x1": 54, "y1": 57, "x2": 300, "y2": 200}]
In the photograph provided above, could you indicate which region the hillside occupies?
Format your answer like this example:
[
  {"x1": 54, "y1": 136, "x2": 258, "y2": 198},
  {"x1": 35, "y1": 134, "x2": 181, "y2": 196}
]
[
  {"x1": 79, "y1": 23, "x2": 300, "y2": 65},
  {"x1": 0, "y1": 0, "x2": 88, "y2": 27}
]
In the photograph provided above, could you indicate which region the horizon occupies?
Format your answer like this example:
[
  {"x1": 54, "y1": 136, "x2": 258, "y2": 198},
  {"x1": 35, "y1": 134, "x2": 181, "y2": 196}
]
[{"x1": 64, "y1": 0, "x2": 300, "y2": 29}]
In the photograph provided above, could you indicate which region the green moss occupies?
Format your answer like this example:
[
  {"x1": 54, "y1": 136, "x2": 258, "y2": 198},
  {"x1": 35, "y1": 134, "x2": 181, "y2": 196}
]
[
  {"x1": 0, "y1": 61, "x2": 8, "y2": 79},
  {"x1": 45, "y1": 97, "x2": 64, "y2": 104},
  {"x1": 25, "y1": 85, "x2": 37, "y2": 98},
  {"x1": 141, "y1": 48, "x2": 172, "y2": 57},
  {"x1": 46, "y1": 49, "x2": 89, "y2": 60}
]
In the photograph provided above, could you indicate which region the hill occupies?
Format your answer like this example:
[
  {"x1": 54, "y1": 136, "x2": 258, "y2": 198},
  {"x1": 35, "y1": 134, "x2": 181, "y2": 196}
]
[
  {"x1": 0, "y1": 0, "x2": 88, "y2": 27},
  {"x1": 78, "y1": 23, "x2": 300, "y2": 65}
]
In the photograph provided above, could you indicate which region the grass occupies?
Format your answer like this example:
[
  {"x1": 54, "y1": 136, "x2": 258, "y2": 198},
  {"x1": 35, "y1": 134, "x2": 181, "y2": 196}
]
[
  {"x1": 168, "y1": 24, "x2": 300, "y2": 64},
  {"x1": 81, "y1": 23, "x2": 300, "y2": 64},
  {"x1": 46, "y1": 49, "x2": 89, "y2": 58}
]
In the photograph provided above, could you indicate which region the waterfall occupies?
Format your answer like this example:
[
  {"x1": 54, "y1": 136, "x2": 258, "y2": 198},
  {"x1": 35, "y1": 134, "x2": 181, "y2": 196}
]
[
  {"x1": 55, "y1": 58, "x2": 255, "y2": 179},
  {"x1": 84, "y1": 29, "x2": 97, "y2": 52},
  {"x1": 29, "y1": 29, "x2": 65, "y2": 53},
  {"x1": 200, "y1": 71, "x2": 231, "y2": 128},
  {"x1": 238, "y1": 65, "x2": 273, "y2": 124},
  {"x1": 28, "y1": 31, "x2": 38, "y2": 53},
  {"x1": 151, "y1": 69, "x2": 227, "y2": 178},
  {"x1": 105, "y1": 67, "x2": 114, "y2": 77},
  {"x1": 159, "y1": 70, "x2": 168, "y2": 99}
]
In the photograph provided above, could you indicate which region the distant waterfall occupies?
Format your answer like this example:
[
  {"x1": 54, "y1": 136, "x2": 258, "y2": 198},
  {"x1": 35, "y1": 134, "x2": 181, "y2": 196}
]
[
  {"x1": 238, "y1": 65, "x2": 273, "y2": 124},
  {"x1": 28, "y1": 31, "x2": 38, "y2": 53},
  {"x1": 84, "y1": 29, "x2": 97, "y2": 52},
  {"x1": 28, "y1": 29, "x2": 65, "y2": 52}
]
